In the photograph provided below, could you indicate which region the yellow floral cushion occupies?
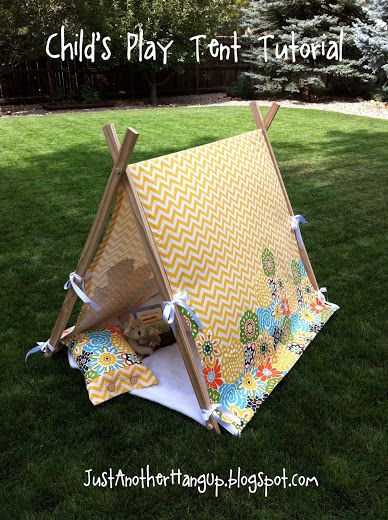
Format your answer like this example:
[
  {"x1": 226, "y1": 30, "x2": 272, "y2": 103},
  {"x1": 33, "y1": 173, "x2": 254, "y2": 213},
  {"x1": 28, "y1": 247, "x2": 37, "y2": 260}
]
[{"x1": 63, "y1": 326, "x2": 158, "y2": 405}]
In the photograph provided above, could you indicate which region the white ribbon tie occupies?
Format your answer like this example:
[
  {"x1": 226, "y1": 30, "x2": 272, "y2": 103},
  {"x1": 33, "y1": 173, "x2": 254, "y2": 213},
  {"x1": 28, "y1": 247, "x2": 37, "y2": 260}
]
[
  {"x1": 316, "y1": 287, "x2": 328, "y2": 303},
  {"x1": 201, "y1": 404, "x2": 242, "y2": 426},
  {"x1": 162, "y1": 290, "x2": 188, "y2": 324},
  {"x1": 162, "y1": 290, "x2": 203, "y2": 332},
  {"x1": 25, "y1": 340, "x2": 55, "y2": 362},
  {"x1": 64, "y1": 272, "x2": 100, "y2": 311},
  {"x1": 68, "y1": 349, "x2": 80, "y2": 370},
  {"x1": 291, "y1": 214, "x2": 308, "y2": 250}
]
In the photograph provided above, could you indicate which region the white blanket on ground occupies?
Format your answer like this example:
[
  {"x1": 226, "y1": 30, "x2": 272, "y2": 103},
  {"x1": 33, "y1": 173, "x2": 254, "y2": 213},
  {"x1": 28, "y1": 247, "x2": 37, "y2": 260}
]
[{"x1": 130, "y1": 342, "x2": 206, "y2": 426}]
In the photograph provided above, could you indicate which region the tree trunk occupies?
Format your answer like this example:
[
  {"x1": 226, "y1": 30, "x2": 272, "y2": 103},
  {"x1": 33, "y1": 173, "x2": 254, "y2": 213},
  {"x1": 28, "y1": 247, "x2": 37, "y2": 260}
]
[
  {"x1": 47, "y1": 57, "x2": 56, "y2": 99},
  {"x1": 150, "y1": 81, "x2": 158, "y2": 105},
  {"x1": 145, "y1": 70, "x2": 158, "y2": 105}
]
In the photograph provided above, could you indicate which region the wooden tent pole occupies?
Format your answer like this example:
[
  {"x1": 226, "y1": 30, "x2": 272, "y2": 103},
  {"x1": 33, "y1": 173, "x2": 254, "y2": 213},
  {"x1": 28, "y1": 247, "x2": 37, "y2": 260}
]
[
  {"x1": 250, "y1": 101, "x2": 319, "y2": 290},
  {"x1": 103, "y1": 125, "x2": 221, "y2": 434},
  {"x1": 46, "y1": 128, "x2": 139, "y2": 356},
  {"x1": 264, "y1": 102, "x2": 280, "y2": 130}
]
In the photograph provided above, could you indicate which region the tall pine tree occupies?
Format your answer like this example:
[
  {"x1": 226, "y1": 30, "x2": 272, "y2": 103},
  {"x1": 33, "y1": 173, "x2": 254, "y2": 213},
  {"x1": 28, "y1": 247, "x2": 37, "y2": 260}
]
[
  {"x1": 354, "y1": 0, "x2": 388, "y2": 89},
  {"x1": 241, "y1": 0, "x2": 370, "y2": 97}
]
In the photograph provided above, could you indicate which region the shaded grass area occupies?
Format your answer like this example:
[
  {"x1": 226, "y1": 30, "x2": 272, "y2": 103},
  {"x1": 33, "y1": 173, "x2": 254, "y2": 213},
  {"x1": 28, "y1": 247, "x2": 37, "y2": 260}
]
[{"x1": 0, "y1": 106, "x2": 387, "y2": 519}]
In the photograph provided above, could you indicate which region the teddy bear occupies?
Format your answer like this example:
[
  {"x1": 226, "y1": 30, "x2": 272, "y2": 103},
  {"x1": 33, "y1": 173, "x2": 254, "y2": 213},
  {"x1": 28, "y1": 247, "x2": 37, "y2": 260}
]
[{"x1": 123, "y1": 316, "x2": 161, "y2": 356}]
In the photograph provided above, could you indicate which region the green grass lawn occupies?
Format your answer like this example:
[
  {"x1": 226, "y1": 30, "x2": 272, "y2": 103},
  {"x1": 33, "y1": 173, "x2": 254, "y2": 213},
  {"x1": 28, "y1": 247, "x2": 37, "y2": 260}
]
[{"x1": 0, "y1": 106, "x2": 387, "y2": 519}]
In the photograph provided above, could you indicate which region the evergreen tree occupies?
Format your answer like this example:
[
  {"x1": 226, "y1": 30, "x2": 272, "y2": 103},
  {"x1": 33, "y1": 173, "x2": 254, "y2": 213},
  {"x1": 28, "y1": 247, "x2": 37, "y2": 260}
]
[
  {"x1": 354, "y1": 0, "x2": 388, "y2": 88},
  {"x1": 241, "y1": 0, "x2": 370, "y2": 97}
]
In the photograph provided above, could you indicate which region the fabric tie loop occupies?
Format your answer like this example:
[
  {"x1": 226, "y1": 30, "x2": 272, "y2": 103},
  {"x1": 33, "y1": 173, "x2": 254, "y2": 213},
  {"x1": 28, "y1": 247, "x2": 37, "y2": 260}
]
[
  {"x1": 64, "y1": 272, "x2": 100, "y2": 311},
  {"x1": 315, "y1": 287, "x2": 340, "y2": 311},
  {"x1": 316, "y1": 287, "x2": 328, "y2": 303},
  {"x1": 162, "y1": 290, "x2": 203, "y2": 333},
  {"x1": 67, "y1": 349, "x2": 80, "y2": 370},
  {"x1": 201, "y1": 404, "x2": 242, "y2": 426},
  {"x1": 25, "y1": 340, "x2": 55, "y2": 363},
  {"x1": 291, "y1": 214, "x2": 308, "y2": 250}
]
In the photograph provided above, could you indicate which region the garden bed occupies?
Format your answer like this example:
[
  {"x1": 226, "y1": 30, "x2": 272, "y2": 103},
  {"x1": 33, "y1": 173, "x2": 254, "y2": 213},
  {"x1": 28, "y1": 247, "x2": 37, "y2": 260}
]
[{"x1": 41, "y1": 100, "x2": 115, "y2": 111}]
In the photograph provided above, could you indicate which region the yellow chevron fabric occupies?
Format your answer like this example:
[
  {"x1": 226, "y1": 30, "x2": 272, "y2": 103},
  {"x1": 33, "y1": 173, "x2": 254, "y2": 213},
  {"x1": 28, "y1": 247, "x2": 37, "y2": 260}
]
[
  {"x1": 128, "y1": 129, "x2": 338, "y2": 433},
  {"x1": 87, "y1": 365, "x2": 158, "y2": 406},
  {"x1": 75, "y1": 183, "x2": 158, "y2": 332},
  {"x1": 129, "y1": 130, "x2": 298, "y2": 337}
]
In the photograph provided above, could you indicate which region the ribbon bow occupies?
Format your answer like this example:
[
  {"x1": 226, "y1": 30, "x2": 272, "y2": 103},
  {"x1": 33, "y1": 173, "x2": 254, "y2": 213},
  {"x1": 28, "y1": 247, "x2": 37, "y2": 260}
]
[
  {"x1": 64, "y1": 272, "x2": 100, "y2": 311},
  {"x1": 201, "y1": 404, "x2": 242, "y2": 426},
  {"x1": 67, "y1": 349, "x2": 80, "y2": 370},
  {"x1": 315, "y1": 287, "x2": 340, "y2": 311},
  {"x1": 291, "y1": 214, "x2": 308, "y2": 250},
  {"x1": 162, "y1": 290, "x2": 203, "y2": 333},
  {"x1": 25, "y1": 340, "x2": 55, "y2": 363},
  {"x1": 316, "y1": 287, "x2": 328, "y2": 303}
]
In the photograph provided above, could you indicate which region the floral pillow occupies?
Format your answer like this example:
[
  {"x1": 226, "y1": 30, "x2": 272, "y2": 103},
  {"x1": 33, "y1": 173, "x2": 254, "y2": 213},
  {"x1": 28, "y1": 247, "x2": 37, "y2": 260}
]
[{"x1": 63, "y1": 326, "x2": 158, "y2": 405}]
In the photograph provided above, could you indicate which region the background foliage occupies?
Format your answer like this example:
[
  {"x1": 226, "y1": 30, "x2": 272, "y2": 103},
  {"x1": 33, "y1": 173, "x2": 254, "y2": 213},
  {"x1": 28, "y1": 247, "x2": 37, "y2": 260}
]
[
  {"x1": 354, "y1": 0, "x2": 388, "y2": 99},
  {"x1": 0, "y1": 0, "x2": 236, "y2": 103},
  {"x1": 1, "y1": 1, "x2": 387, "y2": 101},
  {"x1": 241, "y1": 0, "x2": 372, "y2": 97}
]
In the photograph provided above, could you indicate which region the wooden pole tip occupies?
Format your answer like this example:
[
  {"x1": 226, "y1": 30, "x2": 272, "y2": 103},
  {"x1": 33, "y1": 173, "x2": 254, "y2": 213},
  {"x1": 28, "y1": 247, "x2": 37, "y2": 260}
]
[
  {"x1": 126, "y1": 127, "x2": 139, "y2": 137},
  {"x1": 102, "y1": 123, "x2": 116, "y2": 136}
]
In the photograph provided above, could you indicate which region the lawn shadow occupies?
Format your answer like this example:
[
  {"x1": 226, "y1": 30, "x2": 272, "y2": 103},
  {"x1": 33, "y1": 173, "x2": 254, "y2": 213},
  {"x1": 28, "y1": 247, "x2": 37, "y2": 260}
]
[
  {"x1": 271, "y1": 124, "x2": 388, "y2": 321},
  {"x1": 0, "y1": 132, "x2": 221, "y2": 210},
  {"x1": 275, "y1": 126, "x2": 388, "y2": 170},
  {"x1": 272, "y1": 125, "x2": 388, "y2": 208}
]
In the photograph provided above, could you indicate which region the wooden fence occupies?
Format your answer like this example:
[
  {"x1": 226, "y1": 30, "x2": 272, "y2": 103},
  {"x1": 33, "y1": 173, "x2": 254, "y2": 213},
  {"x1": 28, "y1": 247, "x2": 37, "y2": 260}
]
[{"x1": 0, "y1": 54, "x2": 250, "y2": 103}]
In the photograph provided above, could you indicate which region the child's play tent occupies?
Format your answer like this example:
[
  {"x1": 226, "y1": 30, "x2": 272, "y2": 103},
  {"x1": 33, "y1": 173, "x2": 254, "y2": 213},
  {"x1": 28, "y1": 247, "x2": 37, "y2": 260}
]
[{"x1": 30, "y1": 102, "x2": 338, "y2": 435}]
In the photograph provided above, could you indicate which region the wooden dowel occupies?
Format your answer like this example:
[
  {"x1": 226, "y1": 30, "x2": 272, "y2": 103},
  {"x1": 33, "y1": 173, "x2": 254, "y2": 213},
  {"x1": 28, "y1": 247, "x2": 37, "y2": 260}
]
[
  {"x1": 103, "y1": 123, "x2": 121, "y2": 163},
  {"x1": 46, "y1": 127, "x2": 139, "y2": 355},
  {"x1": 105, "y1": 131, "x2": 221, "y2": 434},
  {"x1": 75, "y1": 128, "x2": 138, "y2": 275},
  {"x1": 264, "y1": 102, "x2": 280, "y2": 130},
  {"x1": 249, "y1": 101, "x2": 319, "y2": 290}
]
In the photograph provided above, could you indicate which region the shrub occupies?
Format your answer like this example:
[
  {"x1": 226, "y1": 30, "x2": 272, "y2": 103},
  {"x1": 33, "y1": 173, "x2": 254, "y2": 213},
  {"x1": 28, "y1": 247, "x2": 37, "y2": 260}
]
[
  {"x1": 79, "y1": 85, "x2": 101, "y2": 104},
  {"x1": 227, "y1": 73, "x2": 256, "y2": 99}
]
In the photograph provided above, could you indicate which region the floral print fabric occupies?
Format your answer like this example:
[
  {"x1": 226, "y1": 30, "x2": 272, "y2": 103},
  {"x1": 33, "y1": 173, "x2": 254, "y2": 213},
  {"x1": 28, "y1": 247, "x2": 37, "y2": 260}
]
[
  {"x1": 63, "y1": 326, "x2": 158, "y2": 405},
  {"x1": 187, "y1": 249, "x2": 338, "y2": 434}
]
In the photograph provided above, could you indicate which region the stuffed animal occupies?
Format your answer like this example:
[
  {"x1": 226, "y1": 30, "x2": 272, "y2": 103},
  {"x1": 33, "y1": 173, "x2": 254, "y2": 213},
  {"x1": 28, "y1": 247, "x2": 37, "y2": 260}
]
[{"x1": 124, "y1": 316, "x2": 161, "y2": 356}]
